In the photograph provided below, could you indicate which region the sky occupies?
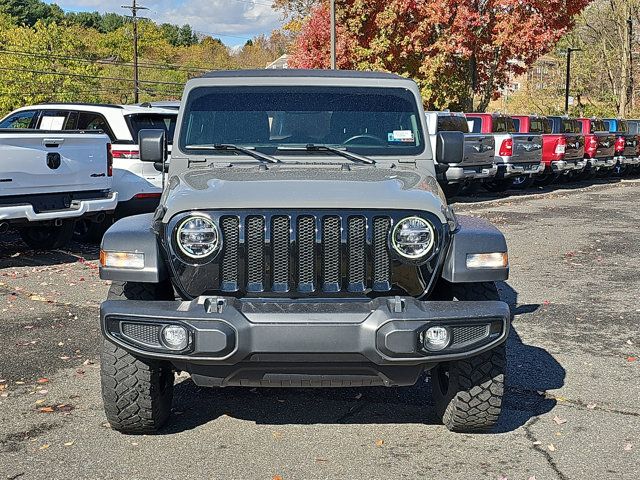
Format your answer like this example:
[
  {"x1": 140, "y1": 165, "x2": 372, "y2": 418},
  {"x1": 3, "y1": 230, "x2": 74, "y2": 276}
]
[{"x1": 46, "y1": 0, "x2": 283, "y2": 47}]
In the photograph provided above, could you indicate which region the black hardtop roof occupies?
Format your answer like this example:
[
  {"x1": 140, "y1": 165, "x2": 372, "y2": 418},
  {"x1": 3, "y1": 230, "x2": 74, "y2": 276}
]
[{"x1": 199, "y1": 69, "x2": 405, "y2": 80}]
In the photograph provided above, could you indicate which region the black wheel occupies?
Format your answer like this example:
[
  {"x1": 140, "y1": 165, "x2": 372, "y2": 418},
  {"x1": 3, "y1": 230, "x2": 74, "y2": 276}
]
[
  {"x1": 431, "y1": 282, "x2": 506, "y2": 433},
  {"x1": 511, "y1": 175, "x2": 535, "y2": 189},
  {"x1": 483, "y1": 179, "x2": 512, "y2": 193},
  {"x1": 534, "y1": 171, "x2": 559, "y2": 187},
  {"x1": 101, "y1": 281, "x2": 176, "y2": 434},
  {"x1": 18, "y1": 220, "x2": 75, "y2": 250},
  {"x1": 440, "y1": 182, "x2": 464, "y2": 199}
]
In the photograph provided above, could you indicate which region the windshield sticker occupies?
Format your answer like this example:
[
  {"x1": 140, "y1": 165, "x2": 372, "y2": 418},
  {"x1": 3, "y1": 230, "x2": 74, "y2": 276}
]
[{"x1": 388, "y1": 130, "x2": 415, "y2": 143}]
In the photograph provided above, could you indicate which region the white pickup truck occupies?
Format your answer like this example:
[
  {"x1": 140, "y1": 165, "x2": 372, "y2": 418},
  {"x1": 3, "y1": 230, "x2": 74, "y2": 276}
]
[{"x1": 0, "y1": 130, "x2": 118, "y2": 249}]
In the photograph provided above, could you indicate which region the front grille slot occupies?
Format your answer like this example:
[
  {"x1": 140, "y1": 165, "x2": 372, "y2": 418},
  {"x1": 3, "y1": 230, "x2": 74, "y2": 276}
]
[
  {"x1": 246, "y1": 216, "x2": 265, "y2": 291},
  {"x1": 322, "y1": 216, "x2": 341, "y2": 292},
  {"x1": 272, "y1": 216, "x2": 290, "y2": 292},
  {"x1": 220, "y1": 216, "x2": 239, "y2": 291},
  {"x1": 217, "y1": 213, "x2": 398, "y2": 296},
  {"x1": 348, "y1": 216, "x2": 366, "y2": 292},
  {"x1": 297, "y1": 216, "x2": 316, "y2": 292}
]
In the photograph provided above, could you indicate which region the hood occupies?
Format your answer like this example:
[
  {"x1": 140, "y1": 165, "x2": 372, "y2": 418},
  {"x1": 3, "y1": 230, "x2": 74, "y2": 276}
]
[{"x1": 161, "y1": 164, "x2": 447, "y2": 222}]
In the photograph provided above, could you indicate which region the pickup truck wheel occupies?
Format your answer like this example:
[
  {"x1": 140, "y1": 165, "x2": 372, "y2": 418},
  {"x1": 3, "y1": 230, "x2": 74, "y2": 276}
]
[
  {"x1": 102, "y1": 281, "x2": 176, "y2": 434},
  {"x1": 432, "y1": 281, "x2": 506, "y2": 433},
  {"x1": 483, "y1": 179, "x2": 512, "y2": 193},
  {"x1": 511, "y1": 175, "x2": 535, "y2": 189},
  {"x1": 18, "y1": 220, "x2": 75, "y2": 250}
]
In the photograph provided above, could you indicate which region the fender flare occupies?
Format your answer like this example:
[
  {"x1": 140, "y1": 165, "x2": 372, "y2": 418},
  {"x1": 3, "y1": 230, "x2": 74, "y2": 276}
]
[
  {"x1": 441, "y1": 215, "x2": 509, "y2": 283},
  {"x1": 99, "y1": 213, "x2": 168, "y2": 283}
]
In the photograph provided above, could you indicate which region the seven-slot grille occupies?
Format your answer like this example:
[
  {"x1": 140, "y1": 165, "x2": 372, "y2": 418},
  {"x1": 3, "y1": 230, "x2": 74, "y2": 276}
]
[{"x1": 218, "y1": 213, "x2": 393, "y2": 294}]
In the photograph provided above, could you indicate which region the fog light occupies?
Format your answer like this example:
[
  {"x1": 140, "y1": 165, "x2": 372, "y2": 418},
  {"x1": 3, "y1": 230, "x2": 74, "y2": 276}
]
[
  {"x1": 423, "y1": 326, "x2": 450, "y2": 352},
  {"x1": 161, "y1": 325, "x2": 189, "y2": 351}
]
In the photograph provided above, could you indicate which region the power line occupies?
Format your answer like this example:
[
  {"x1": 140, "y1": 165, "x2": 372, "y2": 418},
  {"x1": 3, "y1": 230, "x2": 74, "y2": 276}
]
[
  {"x1": 0, "y1": 48, "x2": 214, "y2": 73},
  {"x1": 0, "y1": 66, "x2": 185, "y2": 86}
]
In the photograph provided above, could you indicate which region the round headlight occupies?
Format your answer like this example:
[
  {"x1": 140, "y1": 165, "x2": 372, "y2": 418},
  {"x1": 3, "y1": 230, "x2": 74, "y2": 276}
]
[
  {"x1": 176, "y1": 215, "x2": 220, "y2": 259},
  {"x1": 391, "y1": 216, "x2": 435, "y2": 260}
]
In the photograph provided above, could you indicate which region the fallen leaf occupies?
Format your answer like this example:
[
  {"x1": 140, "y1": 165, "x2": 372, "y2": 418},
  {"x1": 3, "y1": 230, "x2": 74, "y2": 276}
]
[
  {"x1": 36, "y1": 390, "x2": 48, "y2": 395},
  {"x1": 82, "y1": 359, "x2": 94, "y2": 366},
  {"x1": 131, "y1": 442, "x2": 139, "y2": 446},
  {"x1": 586, "y1": 403, "x2": 597, "y2": 410},
  {"x1": 38, "y1": 407, "x2": 54, "y2": 413},
  {"x1": 528, "y1": 476, "x2": 537, "y2": 480},
  {"x1": 627, "y1": 356, "x2": 637, "y2": 362},
  {"x1": 624, "y1": 443, "x2": 632, "y2": 451},
  {"x1": 39, "y1": 444, "x2": 50, "y2": 450},
  {"x1": 315, "y1": 458, "x2": 328, "y2": 463},
  {"x1": 64, "y1": 441, "x2": 75, "y2": 447},
  {"x1": 0, "y1": 384, "x2": 6, "y2": 392},
  {"x1": 35, "y1": 399, "x2": 45, "y2": 405},
  {"x1": 374, "y1": 439, "x2": 384, "y2": 447},
  {"x1": 553, "y1": 416, "x2": 567, "y2": 425},
  {"x1": 548, "y1": 444, "x2": 556, "y2": 452},
  {"x1": 272, "y1": 431, "x2": 284, "y2": 440},
  {"x1": 101, "y1": 422, "x2": 111, "y2": 429},
  {"x1": 36, "y1": 378, "x2": 49, "y2": 384},
  {"x1": 29, "y1": 295, "x2": 48, "y2": 302},
  {"x1": 272, "y1": 476, "x2": 283, "y2": 480},
  {"x1": 532, "y1": 441, "x2": 542, "y2": 446}
]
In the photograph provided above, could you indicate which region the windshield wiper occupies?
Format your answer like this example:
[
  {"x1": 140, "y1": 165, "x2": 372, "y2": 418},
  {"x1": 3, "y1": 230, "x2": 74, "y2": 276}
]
[
  {"x1": 185, "y1": 144, "x2": 281, "y2": 163},
  {"x1": 277, "y1": 144, "x2": 376, "y2": 165}
]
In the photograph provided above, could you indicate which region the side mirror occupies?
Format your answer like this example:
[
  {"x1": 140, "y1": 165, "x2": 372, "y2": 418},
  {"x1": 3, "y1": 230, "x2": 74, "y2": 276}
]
[
  {"x1": 139, "y1": 129, "x2": 167, "y2": 163},
  {"x1": 436, "y1": 131, "x2": 464, "y2": 164}
]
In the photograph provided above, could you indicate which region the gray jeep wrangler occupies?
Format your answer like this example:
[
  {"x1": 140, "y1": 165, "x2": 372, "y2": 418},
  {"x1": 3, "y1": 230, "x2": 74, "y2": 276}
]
[{"x1": 99, "y1": 70, "x2": 510, "y2": 434}]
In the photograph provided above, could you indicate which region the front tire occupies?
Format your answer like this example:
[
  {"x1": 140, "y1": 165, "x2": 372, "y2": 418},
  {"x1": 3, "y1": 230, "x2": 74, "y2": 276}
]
[
  {"x1": 432, "y1": 282, "x2": 506, "y2": 433},
  {"x1": 101, "y1": 281, "x2": 175, "y2": 434},
  {"x1": 18, "y1": 220, "x2": 75, "y2": 250}
]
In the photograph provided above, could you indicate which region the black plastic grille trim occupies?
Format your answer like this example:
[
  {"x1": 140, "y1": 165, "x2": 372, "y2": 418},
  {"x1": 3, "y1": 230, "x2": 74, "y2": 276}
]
[
  {"x1": 297, "y1": 216, "x2": 316, "y2": 291},
  {"x1": 272, "y1": 216, "x2": 290, "y2": 291},
  {"x1": 348, "y1": 216, "x2": 366, "y2": 292},
  {"x1": 246, "y1": 216, "x2": 265, "y2": 290},
  {"x1": 121, "y1": 323, "x2": 161, "y2": 346},
  {"x1": 322, "y1": 216, "x2": 341, "y2": 291},
  {"x1": 220, "y1": 216, "x2": 239, "y2": 291},
  {"x1": 451, "y1": 325, "x2": 490, "y2": 346}
]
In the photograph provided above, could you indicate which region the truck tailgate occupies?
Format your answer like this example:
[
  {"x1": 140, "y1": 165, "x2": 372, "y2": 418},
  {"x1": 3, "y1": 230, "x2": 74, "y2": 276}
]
[
  {"x1": 621, "y1": 134, "x2": 638, "y2": 157},
  {"x1": 462, "y1": 134, "x2": 495, "y2": 166},
  {"x1": 0, "y1": 131, "x2": 111, "y2": 197},
  {"x1": 563, "y1": 134, "x2": 585, "y2": 162},
  {"x1": 511, "y1": 133, "x2": 543, "y2": 164},
  {"x1": 595, "y1": 133, "x2": 616, "y2": 159}
]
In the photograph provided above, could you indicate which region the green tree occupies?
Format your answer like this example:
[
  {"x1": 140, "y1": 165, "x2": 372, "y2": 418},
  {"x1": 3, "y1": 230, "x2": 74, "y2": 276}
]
[{"x1": 0, "y1": 0, "x2": 63, "y2": 26}]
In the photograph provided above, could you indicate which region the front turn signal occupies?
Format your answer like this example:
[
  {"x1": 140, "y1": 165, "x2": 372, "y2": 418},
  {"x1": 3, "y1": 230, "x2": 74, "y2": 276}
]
[
  {"x1": 100, "y1": 251, "x2": 145, "y2": 269},
  {"x1": 466, "y1": 252, "x2": 509, "y2": 269}
]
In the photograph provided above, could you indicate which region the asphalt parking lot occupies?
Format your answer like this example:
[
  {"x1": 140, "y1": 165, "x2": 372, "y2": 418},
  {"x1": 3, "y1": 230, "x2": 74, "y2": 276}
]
[{"x1": 0, "y1": 179, "x2": 638, "y2": 480}]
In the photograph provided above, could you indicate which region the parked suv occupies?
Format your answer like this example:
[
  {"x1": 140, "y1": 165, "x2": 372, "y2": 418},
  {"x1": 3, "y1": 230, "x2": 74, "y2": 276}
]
[
  {"x1": 0, "y1": 104, "x2": 177, "y2": 223},
  {"x1": 99, "y1": 70, "x2": 511, "y2": 435},
  {"x1": 465, "y1": 113, "x2": 543, "y2": 192},
  {"x1": 425, "y1": 111, "x2": 496, "y2": 197}
]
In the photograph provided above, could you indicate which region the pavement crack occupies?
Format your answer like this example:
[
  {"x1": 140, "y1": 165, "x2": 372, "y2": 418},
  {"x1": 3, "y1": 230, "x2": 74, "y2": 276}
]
[{"x1": 523, "y1": 417, "x2": 569, "y2": 480}]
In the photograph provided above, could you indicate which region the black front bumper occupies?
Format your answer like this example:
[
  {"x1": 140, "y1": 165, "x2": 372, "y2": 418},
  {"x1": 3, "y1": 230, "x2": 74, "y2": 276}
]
[{"x1": 101, "y1": 296, "x2": 510, "y2": 386}]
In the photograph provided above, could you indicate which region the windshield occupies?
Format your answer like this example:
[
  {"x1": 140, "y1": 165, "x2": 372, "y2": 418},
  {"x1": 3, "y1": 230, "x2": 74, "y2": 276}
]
[
  {"x1": 180, "y1": 86, "x2": 425, "y2": 156},
  {"x1": 127, "y1": 113, "x2": 177, "y2": 144}
]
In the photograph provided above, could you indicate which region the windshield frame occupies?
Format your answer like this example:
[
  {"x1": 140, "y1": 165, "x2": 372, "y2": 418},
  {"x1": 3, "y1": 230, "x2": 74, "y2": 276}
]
[{"x1": 177, "y1": 85, "x2": 427, "y2": 159}]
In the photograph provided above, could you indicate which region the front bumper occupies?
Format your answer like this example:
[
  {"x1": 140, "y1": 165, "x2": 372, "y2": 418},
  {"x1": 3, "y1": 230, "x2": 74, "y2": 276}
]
[
  {"x1": 101, "y1": 296, "x2": 510, "y2": 384},
  {"x1": 445, "y1": 164, "x2": 499, "y2": 182},
  {"x1": 0, "y1": 192, "x2": 118, "y2": 222}
]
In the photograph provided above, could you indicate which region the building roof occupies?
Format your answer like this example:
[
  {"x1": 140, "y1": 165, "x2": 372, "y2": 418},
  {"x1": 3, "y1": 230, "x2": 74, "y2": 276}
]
[{"x1": 200, "y1": 69, "x2": 404, "y2": 80}]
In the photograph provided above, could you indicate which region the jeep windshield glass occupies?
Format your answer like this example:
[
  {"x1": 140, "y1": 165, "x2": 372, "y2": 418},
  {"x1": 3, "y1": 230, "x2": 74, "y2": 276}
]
[{"x1": 179, "y1": 86, "x2": 425, "y2": 157}]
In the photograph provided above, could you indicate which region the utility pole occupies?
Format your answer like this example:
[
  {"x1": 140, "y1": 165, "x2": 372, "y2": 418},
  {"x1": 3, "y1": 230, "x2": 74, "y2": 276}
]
[
  {"x1": 330, "y1": 0, "x2": 336, "y2": 69},
  {"x1": 564, "y1": 47, "x2": 581, "y2": 114},
  {"x1": 122, "y1": 0, "x2": 148, "y2": 103},
  {"x1": 628, "y1": 16, "x2": 634, "y2": 109}
]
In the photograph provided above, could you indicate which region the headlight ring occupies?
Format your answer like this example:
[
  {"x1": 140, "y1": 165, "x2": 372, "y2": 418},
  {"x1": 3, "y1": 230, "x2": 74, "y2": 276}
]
[
  {"x1": 391, "y1": 216, "x2": 436, "y2": 262},
  {"x1": 175, "y1": 214, "x2": 221, "y2": 261}
]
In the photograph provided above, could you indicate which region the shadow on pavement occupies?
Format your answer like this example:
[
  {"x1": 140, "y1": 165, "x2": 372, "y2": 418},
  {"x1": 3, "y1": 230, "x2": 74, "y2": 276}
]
[
  {"x1": 160, "y1": 282, "x2": 565, "y2": 435},
  {"x1": 0, "y1": 231, "x2": 99, "y2": 268}
]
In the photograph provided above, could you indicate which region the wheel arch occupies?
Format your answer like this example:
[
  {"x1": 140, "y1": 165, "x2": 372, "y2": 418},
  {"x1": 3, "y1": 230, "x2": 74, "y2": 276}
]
[{"x1": 99, "y1": 213, "x2": 169, "y2": 283}]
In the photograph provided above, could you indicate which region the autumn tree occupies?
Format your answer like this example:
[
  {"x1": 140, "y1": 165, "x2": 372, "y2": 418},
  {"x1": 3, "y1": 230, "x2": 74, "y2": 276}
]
[{"x1": 289, "y1": 1, "x2": 592, "y2": 111}]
